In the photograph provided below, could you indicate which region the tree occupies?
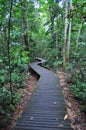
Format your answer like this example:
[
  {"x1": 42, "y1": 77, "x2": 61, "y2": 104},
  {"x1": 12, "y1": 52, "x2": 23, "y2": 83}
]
[
  {"x1": 63, "y1": 0, "x2": 69, "y2": 68},
  {"x1": 7, "y1": 0, "x2": 13, "y2": 94},
  {"x1": 67, "y1": 0, "x2": 72, "y2": 61},
  {"x1": 21, "y1": 0, "x2": 29, "y2": 51}
]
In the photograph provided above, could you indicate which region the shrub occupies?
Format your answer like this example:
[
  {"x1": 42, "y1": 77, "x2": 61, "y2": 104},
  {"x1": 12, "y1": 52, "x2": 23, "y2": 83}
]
[
  {"x1": 70, "y1": 68, "x2": 86, "y2": 112},
  {"x1": 0, "y1": 87, "x2": 21, "y2": 127}
]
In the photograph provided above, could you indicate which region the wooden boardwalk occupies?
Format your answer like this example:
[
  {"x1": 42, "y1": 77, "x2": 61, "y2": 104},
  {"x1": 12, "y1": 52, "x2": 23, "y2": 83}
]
[{"x1": 13, "y1": 59, "x2": 73, "y2": 130}]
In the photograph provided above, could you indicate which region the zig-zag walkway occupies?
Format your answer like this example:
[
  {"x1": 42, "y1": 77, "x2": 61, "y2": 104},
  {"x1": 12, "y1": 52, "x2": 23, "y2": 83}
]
[{"x1": 14, "y1": 58, "x2": 73, "y2": 130}]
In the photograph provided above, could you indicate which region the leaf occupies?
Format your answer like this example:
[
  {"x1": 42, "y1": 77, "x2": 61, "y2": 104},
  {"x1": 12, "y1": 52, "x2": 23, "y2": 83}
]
[
  {"x1": 58, "y1": 124, "x2": 64, "y2": 127},
  {"x1": 30, "y1": 116, "x2": 34, "y2": 120},
  {"x1": 0, "y1": 59, "x2": 3, "y2": 63},
  {"x1": 53, "y1": 101, "x2": 57, "y2": 104},
  {"x1": 64, "y1": 114, "x2": 68, "y2": 120}
]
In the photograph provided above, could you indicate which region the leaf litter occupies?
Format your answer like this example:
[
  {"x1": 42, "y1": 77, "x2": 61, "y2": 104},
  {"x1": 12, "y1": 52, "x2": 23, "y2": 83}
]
[
  {"x1": 1, "y1": 75, "x2": 37, "y2": 130},
  {"x1": 57, "y1": 71, "x2": 86, "y2": 130}
]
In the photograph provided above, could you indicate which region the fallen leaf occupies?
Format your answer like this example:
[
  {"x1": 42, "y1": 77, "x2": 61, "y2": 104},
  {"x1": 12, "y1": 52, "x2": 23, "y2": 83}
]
[
  {"x1": 63, "y1": 87, "x2": 69, "y2": 91},
  {"x1": 64, "y1": 114, "x2": 68, "y2": 120},
  {"x1": 53, "y1": 102, "x2": 57, "y2": 104},
  {"x1": 58, "y1": 124, "x2": 64, "y2": 127},
  {"x1": 30, "y1": 116, "x2": 34, "y2": 120}
]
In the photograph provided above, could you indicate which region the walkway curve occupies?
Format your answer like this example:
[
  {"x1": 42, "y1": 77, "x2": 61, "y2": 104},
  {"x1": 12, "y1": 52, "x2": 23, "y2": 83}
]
[{"x1": 13, "y1": 58, "x2": 73, "y2": 130}]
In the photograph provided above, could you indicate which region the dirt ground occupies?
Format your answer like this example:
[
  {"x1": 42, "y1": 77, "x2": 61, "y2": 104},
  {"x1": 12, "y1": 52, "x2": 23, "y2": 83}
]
[{"x1": 57, "y1": 71, "x2": 86, "y2": 130}]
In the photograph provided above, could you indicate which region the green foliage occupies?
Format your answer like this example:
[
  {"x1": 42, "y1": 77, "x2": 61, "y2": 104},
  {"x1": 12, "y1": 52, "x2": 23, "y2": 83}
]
[
  {"x1": 0, "y1": 0, "x2": 86, "y2": 127},
  {"x1": 70, "y1": 66, "x2": 86, "y2": 112},
  {"x1": 53, "y1": 60, "x2": 63, "y2": 69},
  {"x1": 0, "y1": 87, "x2": 21, "y2": 127},
  {"x1": 71, "y1": 81, "x2": 86, "y2": 112},
  {"x1": 10, "y1": 45, "x2": 30, "y2": 88},
  {"x1": 12, "y1": 92, "x2": 21, "y2": 105},
  {"x1": 0, "y1": 69, "x2": 8, "y2": 86},
  {"x1": 0, "y1": 0, "x2": 31, "y2": 127},
  {"x1": 10, "y1": 45, "x2": 30, "y2": 65},
  {"x1": 71, "y1": 82, "x2": 86, "y2": 100},
  {"x1": 0, "y1": 87, "x2": 11, "y2": 105},
  {"x1": 0, "y1": 45, "x2": 30, "y2": 89}
]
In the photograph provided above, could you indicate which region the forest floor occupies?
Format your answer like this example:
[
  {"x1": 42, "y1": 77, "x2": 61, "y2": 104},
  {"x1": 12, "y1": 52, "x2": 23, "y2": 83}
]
[
  {"x1": 1, "y1": 71, "x2": 86, "y2": 130},
  {"x1": 57, "y1": 70, "x2": 86, "y2": 130},
  {"x1": 1, "y1": 74, "x2": 37, "y2": 130}
]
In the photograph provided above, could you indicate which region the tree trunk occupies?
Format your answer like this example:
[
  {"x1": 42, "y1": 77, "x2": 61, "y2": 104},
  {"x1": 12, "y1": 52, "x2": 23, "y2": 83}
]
[
  {"x1": 23, "y1": 16, "x2": 29, "y2": 51},
  {"x1": 56, "y1": 30, "x2": 58, "y2": 60},
  {"x1": 76, "y1": 22, "x2": 83, "y2": 51},
  {"x1": 63, "y1": 0, "x2": 68, "y2": 68},
  {"x1": 21, "y1": 0, "x2": 29, "y2": 51},
  {"x1": 67, "y1": 0, "x2": 72, "y2": 61},
  {"x1": 49, "y1": 4, "x2": 55, "y2": 47},
  {"x1": 51, "y1": 16, "x2": 54, "y2": 45},
  {"x1": 67, "y1": 19, "x2": 71, "y2": 60},
  {"x1": 7, "y1": 0, "x2": 13, "y2": 94}
]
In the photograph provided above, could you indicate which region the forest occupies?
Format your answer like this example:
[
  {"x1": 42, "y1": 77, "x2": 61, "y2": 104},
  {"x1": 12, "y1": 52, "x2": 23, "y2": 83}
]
[{"x1": 0, "y1": 0, "x2": 86, "y2": 129}]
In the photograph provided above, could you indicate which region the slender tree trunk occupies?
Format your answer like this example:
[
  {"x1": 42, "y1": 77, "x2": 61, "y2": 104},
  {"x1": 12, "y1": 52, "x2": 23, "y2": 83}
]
[
  {"x1": 67, "y1": 0, "x2": 72, "y2": 61},
  {"x1": 67, "y1": 19, "x2": 72, "y2": 60},
  {"x1": 7, "y1": 0, "x2": 13, "y2": 94},
  {"x1": 21, "y1": 0, "x2": 29, "y2": 51},
  {"x1": 23, "y1": 15, "x2": 29, "y2": 51},
  {"x1": 63, "y1": 0, "x2": 68, "y2": 68},
  {"x1": 51, "y1": 17, "x2": 54, "y2": 45},
  {"x1": 76, "y1": 22, "x2": 83, "y2": 51},
  {"x1": 49, "y1": 4, "x2": 55, "y2": 47},
  {"x1": 56, "y1": 31, "x2": 58, "y2": 60}
]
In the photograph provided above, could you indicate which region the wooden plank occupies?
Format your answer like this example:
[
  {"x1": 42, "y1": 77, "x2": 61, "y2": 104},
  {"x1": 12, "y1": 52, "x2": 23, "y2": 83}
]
[
  {"x1": 35, "y1": 57, "x2": 47, "y2": 63},
  {"x1": 13, "y1": 58, "x2": 73, "y2": 130}
]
